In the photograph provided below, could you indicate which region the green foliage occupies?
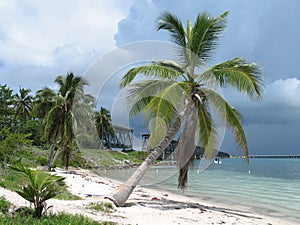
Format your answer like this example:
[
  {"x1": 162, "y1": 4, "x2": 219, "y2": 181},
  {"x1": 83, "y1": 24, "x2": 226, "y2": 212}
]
[
  {"x1": 0, "y1": 168, "x2": 78, "y2": 201},
  {"x1": 0, "y1": 127, "x2": 32, "y2": 167},
  {"x1": 9, "y1": 164, "x2": 65, "y2": 218},
  {"x1": 86, "y1": 201, "x2": 114, "y2": 213},
  {"x1": 23, "y1": 119, "x2": 43, "y2": 145},
  {"x1": 0, "y1": 197, "x2": 10, "y2": 214},
  {"x1": 126, "y1": 151, "x2": 150, "y2": 162},
  {"x1": 0, "y1": 84, "x2": 15, "y2": 130},
  {"x1": 35, "y1": 156, "x2": 48, "y2": 166},
  {"x1": 55, "y1": 190, "x2": 81, "y2": 200},
  {"x1": 0, "y1": 170, "x2": 26, "y2": 190},
  {"x1": 0, "y1": 212, "x2": 111, "y2": 225},
  {"x1": 14, "y1": 87, "x2": 33, "y2": 126},
  {"x1": 95, "y1": 107, "x2": 115, "y2": 149},
  {"x1": 80, "y1": 149, "x2": 149, "y2": 168}
]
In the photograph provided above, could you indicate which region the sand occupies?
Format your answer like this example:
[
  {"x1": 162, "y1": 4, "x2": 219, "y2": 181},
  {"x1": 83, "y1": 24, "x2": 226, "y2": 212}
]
[{"x1": 0, "y1": 168, "x2": 296, "y2": 225}]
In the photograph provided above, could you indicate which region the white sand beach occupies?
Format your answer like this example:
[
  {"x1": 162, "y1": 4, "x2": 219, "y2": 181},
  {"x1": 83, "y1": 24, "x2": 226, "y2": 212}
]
[{"x1": 0, "y1": 168, "x2": 296, "y2": 225}]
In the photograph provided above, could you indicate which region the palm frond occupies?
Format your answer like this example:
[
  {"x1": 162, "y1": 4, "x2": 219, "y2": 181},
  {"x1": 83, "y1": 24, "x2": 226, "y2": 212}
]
[
  {"x1": 36, "y1": 87, "x2": 56, "y2": 98},
  {"x1": 191, "y1": 11, "x2": 228, "y2": 63},
  {"x1": 197, "y1": 99, "x2": 218, "y2": 159},
  {"x1": 125, "y1": 80, "x2": 185, "y2": 117},
  {"x1": 204, "y1": 89, "x2": 248, "y2": 159},
  {"x1": 157, "y1": 11, "x2": 186, "y2": 48},
  {"x1": 148, "y1": 117, "x2": 168, "y2": 150},
  {"x1": 225, "y1": 103, "x2": 248, "y2": 159},
  {"x1": 144, "y1": 82, "x2": 188, "y2": 124},
  {"x1": 202, "y1": 57, "x2": 263, "y2": 99},
  {"x1": 154, "y1": 60, "x2": 186, "y2": 73},
  {"x1": 120, "y1": 64, "x2": 183, "y2": 88}
]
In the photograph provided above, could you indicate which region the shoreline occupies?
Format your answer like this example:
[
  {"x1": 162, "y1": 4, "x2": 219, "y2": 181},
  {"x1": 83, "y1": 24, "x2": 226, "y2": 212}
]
[{"x1": 0, "y1": 167, "x2": 297, "y2": 225}]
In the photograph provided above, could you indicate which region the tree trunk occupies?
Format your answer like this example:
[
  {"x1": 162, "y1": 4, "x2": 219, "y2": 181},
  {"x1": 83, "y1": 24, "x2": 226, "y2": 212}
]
[
  {"x1": 47, "y1": 141, "x2": 57, "y2": 171},
  {"x1": 107, "y1": 116, "x2": 182, "y2": 206}
]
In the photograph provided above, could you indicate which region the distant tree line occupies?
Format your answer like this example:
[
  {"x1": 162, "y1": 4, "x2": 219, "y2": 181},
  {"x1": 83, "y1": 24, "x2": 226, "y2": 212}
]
[{"x1": 0, "y1": 72, "x2": 114, "y2": 170}]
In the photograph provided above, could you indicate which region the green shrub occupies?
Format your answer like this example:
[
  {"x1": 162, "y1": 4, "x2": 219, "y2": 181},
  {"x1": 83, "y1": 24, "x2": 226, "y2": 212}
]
[
  {"x1": 35, "y1": 156, "x2": 48, "y2": 166},
  {"x1": 0, "y1": 128, "x2": 32, "y2": 167},
  {"x1": 0, "y1": 182, "x2": 5, "y2": 188},
  {"x1": 0, "y1": 197, "x2": 10, "y2": 214}
]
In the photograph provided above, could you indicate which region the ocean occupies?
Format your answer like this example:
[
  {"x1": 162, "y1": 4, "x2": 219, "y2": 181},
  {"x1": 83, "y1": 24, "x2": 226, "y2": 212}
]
[{"x1": 96, "y1": 158, "x2": 300, "y2": 223}]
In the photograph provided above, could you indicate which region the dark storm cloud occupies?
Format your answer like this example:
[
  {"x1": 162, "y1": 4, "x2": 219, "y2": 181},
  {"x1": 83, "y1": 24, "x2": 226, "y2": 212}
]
[{"x1": 114, "y1": 0, "x2": 300, "y2": 154}]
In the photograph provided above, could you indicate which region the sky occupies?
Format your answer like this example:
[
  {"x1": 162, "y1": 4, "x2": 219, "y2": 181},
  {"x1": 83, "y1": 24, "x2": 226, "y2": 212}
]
[{"x1": 1, "y1": 0, "x2": 300, "y2": 155}]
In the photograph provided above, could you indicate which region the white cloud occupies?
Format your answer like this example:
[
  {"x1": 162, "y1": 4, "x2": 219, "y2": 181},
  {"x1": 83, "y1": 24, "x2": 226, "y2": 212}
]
[
  {"x1": 0, "y1": 0, "x2": 132, "y2": 67},
  {"x1": 264, "y1": 78, "x2": 300, "y2": 108}
]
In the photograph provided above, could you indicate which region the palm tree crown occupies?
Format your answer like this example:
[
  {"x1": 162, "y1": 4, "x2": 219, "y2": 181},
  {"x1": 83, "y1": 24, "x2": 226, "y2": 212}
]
[
  {"x1": 95, "y1": 107, "x2": 115, "y2": 149},
  {"x1": 14, "y1": 87, "x2": 33, "y2": 121}
]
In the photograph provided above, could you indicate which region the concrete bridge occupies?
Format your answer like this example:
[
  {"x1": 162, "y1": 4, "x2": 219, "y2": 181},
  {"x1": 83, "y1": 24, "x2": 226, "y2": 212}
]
[
  {"x1": 249, "y1": 155, "x2": 300, "y2": 159},
  {"x1": 105, "y1": 125, "x2": 133, "y2": 150},
  {"x1": 141, "y1": 133, "x2": 230, "y2": 160}
]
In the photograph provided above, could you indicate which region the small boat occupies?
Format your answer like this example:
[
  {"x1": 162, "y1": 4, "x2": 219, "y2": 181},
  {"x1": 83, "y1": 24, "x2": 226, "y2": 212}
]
[{"x1": 214, "y1": 158, "x2": 222, "y2": 164}]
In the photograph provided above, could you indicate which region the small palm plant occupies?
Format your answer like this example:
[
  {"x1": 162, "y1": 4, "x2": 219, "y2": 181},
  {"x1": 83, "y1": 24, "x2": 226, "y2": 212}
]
[{"x1": 9, "y1": 164, "x2": 65, "y2": 218}]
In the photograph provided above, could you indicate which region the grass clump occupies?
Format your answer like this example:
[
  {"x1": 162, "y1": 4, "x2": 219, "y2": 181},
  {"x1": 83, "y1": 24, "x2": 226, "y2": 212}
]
[
  {"x1": 86, "y1": 201, "x2": 114, "y2": 213},
  {"x1": 0, "y1": 197, "x2": 10, "y2": 214},
  {"x1": 0, "y1": 212, "x2": 113, "y2": 224}
]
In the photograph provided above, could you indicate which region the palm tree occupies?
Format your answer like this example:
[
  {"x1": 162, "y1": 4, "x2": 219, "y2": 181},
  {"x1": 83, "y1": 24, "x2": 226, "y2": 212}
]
[
  {"x1": 73, "y1": 93, "x2": 97, "y2": 148},
  {"x1": 14, "y1": 87, "x2": 33, "y2": 131},
  {"x1": 108, "y1": 11, "x2": 264, "y2": 206},
  {"x1": 95, "y1": 107, "x2": 115, "y2": 149},
  {"x1": 40, "y1": 72, "x2": 89, "y2": 170},
  {"x1": 33, "y1": 87, "x2": 57, "y2": 119}
]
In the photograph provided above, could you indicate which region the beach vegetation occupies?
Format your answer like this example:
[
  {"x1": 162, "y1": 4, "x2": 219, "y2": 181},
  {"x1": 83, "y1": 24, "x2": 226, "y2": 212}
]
[
  {"x1": 0, "y1": 79, "x2": 121, "y2": 172},
  {"x1": 0, "y1": 128, "x2": 32, "y2": 168},
  {"x1": 80, "y1": 148, "x2": 150, "y2": 167},
  {"x1": 109, "y1": 11, "x2": 264, "y2": 206},
  {"x1": 86, "y1": 201, "x2": 115, "y2": 213},
  {"x1": 0, "y1": 197, "x2": 10, "y2": 214},
  {"x1": 14, "y1": 87, "x2": 33, "y2": 133},
  {"x1": 0, "y1": 84, "x2": 15, "y2": 130},
  {"x1": 0, "y1": 196, "x2": 116, "y2": 224},
  {"x1": 9, "y1": 164, "x2": 65, "y2": 218},
  {"x1": 0, "y1": 166, "x2": 79, "y2": 201}
]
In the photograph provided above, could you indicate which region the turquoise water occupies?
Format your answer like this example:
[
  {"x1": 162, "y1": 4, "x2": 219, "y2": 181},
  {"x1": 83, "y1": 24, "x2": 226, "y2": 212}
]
[{"x1": 96, "y1": 158, "x2": 300, "y2": 223}]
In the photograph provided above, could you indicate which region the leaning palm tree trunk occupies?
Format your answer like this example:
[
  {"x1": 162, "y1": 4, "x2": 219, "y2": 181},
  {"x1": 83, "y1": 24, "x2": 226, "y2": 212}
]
[
  {"x1": 107, "y1": 117, "x2": 181, "y2": 206},
  {"x1": 108, "y1": 100, "x2": 191, "y2": 206}
]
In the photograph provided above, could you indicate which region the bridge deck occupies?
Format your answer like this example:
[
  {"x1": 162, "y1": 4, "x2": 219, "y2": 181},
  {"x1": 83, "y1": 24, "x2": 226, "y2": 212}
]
[{"x1": 249, "y1": 155, "x2": 300, "y2": 159}]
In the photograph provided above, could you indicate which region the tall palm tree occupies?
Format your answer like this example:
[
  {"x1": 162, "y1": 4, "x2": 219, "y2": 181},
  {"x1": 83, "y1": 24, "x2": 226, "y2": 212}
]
[
  {"x1": 95, "y1": 107, "x2": 115, "y2": 149},
  {"x1": 40, "y1": 72, "x2": 89, "y2": 170},
  {"x1": 14, "y1": 87, "x2": 33, "y2": 131},
  {"x1": 108, "y1": 11, "x2": 263, "y2": 206}
]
